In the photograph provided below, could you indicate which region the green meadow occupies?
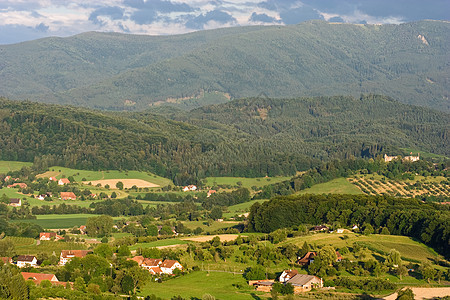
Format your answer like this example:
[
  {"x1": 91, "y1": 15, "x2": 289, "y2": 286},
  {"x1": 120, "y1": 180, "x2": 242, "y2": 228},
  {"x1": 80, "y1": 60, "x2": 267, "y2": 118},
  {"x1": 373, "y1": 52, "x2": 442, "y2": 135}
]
[
  {"x1": 181, "y1": 220, "x2": 242, "y2": 232},
  {"x1": 10, "y1": 214, "x2": 101, "y2": 229},
  {"x1": 0, "y1": 160, "x2": 33, "y2": 174},
  {"x1": 297, "y1": 177, "x2": 363, "y2": 195},
  {"x1": 140, "y1": 271, "x2": 260, "y2": 300},
  {"x1": 223, "y1": 199, "x2": 268, "y2": 218},
  {"x1": 6, "y1": 236, "x2": 87, "y2": 256},
  {"x1": 204, "y1": 176, "x2": 291, "y2": 189},
  {"x1": 37, "y1": 166, "x2": 172, "y2": 186},
  {"x1": 130, "y1": 238, "x2": 189, "y2": 250}
]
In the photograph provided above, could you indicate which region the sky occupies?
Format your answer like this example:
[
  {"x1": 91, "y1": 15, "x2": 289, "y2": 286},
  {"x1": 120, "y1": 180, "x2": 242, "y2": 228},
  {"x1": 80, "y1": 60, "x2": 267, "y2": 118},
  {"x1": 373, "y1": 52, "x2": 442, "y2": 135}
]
[{"x1": 0, "y1": 0, "x2": 449, "y2": 44}]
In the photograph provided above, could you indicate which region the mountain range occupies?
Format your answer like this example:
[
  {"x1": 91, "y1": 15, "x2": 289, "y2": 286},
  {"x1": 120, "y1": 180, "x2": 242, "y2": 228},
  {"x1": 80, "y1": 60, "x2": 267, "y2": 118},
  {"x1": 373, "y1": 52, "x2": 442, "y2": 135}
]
[{"x1": 0, "y1": 20, "x2": 448, "y2": 111}]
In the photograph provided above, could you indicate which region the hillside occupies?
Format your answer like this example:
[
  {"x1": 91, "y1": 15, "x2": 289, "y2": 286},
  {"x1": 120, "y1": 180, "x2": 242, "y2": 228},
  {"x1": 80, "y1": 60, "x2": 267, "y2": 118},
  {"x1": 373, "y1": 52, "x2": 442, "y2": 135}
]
[
  {"x1": 0, "y1": 95, "x2": 448, "y2": 181},
  {"x1": 0, "y1": 20, "x2": 449, "y2": 111}
]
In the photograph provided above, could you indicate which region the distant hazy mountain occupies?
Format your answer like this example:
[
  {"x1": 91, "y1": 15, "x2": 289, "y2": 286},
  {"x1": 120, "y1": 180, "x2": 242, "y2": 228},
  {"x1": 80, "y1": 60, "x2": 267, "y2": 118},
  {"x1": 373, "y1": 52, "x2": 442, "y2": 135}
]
[{"x1": 0, "y1": 20, "x2": 448, "y2": 111}]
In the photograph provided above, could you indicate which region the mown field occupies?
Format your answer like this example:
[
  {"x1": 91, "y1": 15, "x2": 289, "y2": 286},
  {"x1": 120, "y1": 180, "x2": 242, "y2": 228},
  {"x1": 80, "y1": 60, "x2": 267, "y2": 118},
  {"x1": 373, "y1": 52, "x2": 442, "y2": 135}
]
[
  {"x1": 140, "y1": 271, "x2": 260, "y2": 300},
  {"x1": 36, "y1": 166, "x2": 172, "y2": 187},
  {"x1": 223, "y1": 199, "x2": 268, "y2": 218},
  {"x1": 204, "y1": 176, "x2": 291, "y2": 190},
  {"x1": 130, "y1": 239, "x2": 190, "y2": 251},
  {"x1": 0, "y1": 160, "x2": 33, "y2": 174},
  {"x1": 10, "y1": 214, "x2": 102, "y2": 229},
  {"x1": 297, "y1": 178, "x2": 363, "y2": 195},
  {"x1": 181, "y1": 220, "x2": 242, "y2": 232}
]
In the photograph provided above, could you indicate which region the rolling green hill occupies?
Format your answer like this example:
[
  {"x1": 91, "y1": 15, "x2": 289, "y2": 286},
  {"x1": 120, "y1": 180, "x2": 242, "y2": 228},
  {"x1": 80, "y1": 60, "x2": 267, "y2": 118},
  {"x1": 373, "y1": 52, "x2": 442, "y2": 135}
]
[
  {"x1": 0, "y1": 20, "x2": 448, "y2": 111},
  {"x1": 1, "y1": 94, "x2": 448, "y2": 183}
]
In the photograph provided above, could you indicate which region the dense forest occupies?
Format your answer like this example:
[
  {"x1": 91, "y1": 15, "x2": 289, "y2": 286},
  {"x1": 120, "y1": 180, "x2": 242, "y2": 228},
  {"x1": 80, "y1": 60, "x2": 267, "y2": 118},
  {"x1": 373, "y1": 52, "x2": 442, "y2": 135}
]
[
  {"x1": 0, "y1": 95, "x2": 448, "y2": 183},
  {"x1": 247, "y1": 194, "x2": 450, "y2": 258},
  {"x1": 0, "y1": 20, "x2": 449, "y2": 111}
]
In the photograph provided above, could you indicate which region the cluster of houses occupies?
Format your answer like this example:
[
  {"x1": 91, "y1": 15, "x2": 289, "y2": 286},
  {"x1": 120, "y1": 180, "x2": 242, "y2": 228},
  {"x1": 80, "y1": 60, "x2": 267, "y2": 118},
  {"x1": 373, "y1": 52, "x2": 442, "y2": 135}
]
[
  {"x1": 250, "y1": 270, "x2": 323, "y2": 294},
  {"x1": 1, "y1": 249, "x2": 93, "y2": 269},
  {"x1": 249, "y1": 250, "x2": 345, "y2": 294},
  {"x1": 182, "y1": 185, "x2": 197, "y2": 192},
  {"x1": 384, "y1": 153, "x2": 420, "y2": 163},
  {"x1": 129, "y1": 256, "x2": 183, "y2": 275}
]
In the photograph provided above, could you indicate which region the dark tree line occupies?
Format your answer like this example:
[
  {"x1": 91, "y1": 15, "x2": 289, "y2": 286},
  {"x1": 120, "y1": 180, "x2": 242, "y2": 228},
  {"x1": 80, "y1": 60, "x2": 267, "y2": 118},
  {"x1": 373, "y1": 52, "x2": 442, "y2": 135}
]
[{"x1": 247, "y1": 194, "x2": 450, "y2": 258}]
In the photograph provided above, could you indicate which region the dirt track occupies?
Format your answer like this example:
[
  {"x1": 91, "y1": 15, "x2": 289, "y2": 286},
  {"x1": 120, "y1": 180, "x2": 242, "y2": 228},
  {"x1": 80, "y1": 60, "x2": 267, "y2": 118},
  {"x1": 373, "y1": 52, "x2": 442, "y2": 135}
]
[{"x1": 83, "y1": 179, "x2": 159, "y2": 188}]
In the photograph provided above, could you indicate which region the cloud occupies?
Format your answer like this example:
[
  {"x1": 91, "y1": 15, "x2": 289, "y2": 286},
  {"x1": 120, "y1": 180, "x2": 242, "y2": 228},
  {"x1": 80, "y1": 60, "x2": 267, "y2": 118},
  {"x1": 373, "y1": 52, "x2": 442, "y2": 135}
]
[
  {"x1": 249, "y1": 12, "x2": 279, "y2": 23},
  {"x1": 89, "y1": 6, "x2": 125, "y2": 25},
  {"x1": 0, "y1": 0, "x2": 448, "y2": 44},
  {"x1": 185, "y1": 9, "x2": 236, "y2": 29}
]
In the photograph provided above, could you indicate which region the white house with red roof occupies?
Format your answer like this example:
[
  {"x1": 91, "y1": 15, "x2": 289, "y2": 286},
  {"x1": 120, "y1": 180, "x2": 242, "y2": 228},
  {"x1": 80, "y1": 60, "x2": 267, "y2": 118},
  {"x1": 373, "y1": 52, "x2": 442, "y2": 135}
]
[
  {"x1": 16, "y1": 255, "x2": 38, "y2": 268},
  {"x1": 58, "y1": 178, "x2": 71, "y2": 185},
  {"x1": 39, "y1": 232, "x2": 63, "y2": 241},
  {"x1": 160, "y1": 259, "x2": 183, "y2": 274},
  {"x1": 59, "y1": 250, "x2": 91, "y2": 265}
]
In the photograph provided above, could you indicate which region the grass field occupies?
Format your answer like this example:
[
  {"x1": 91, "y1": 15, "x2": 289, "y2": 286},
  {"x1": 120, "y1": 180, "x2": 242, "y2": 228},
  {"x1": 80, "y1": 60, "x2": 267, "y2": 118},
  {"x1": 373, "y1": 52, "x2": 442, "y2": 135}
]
[
  {"x1": 283, "y1": 232, "x2": 440, "y2": 263},
  {"x1": 130, "y1": 238, "x2": 189, "y2": 250},
  {"x1": 6, "y1": 236, "x2": 87, "y2": 256},
  {"x1": 139, "y1": 271, "x2": 262, "y2": 300},
  {"x1": 181, "y1": 220, "x2": 242, "y2": 232},
  {"x1": 204, "y1": 176, "x2": 291, "y2": 189},
  {"x1": 10, "y1": 214, "x2": 101, "y2": 229},
  {"x1": 0, "y1": 160, "x2": 33, "y2": 174},
  {"x1": 36, "y1": 166, "x2": 172, "y2": 187},
  {"x1": 297, "y1": 178, "x2": 363, "y2": 195},
  {"x1": 223, "y1": 199, "x2": 267, "y2": 218}
]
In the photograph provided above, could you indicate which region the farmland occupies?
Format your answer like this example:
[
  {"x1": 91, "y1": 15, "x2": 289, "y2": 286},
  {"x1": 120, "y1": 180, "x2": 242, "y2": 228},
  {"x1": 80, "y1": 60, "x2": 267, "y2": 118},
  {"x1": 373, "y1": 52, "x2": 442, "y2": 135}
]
[
  {"x1": 36, "y1": 166, "x2": 172, "y2": 187},
  {"x1": 283, "y1": 232, "x2": 440, "y2": 263},
  {"x1": 140, "y1": 271, "x2": 258, "y2": 300},
  {"x1": 10, "y1": 214, "x2": 101, "y2": 229},
  {"x1": 5, "y1": 236, "x2": 87, "y2": 256},
  {"x1": 0, "y1": 160, "x2": 32, "y2": 174},
  {"x1": 349, "y1": 175, "x2": 449, "y2": 197},
  {"x1": 204, "y1": 176, "x2": 291, "y2": 190},
  {"x1": 297, "y1": 178, "x2": 363, "y2": 195}
]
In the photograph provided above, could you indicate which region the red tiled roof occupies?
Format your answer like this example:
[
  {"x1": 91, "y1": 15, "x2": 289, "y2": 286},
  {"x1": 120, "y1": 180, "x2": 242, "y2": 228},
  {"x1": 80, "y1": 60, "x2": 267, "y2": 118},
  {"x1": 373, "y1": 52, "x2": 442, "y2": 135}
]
[
  {"x1": 161, "y1": 259, "x2": 179, "y2": 268},
  {"x1": 21, "y1": 272, "x2": 58, "y2": 283},
  {"x1": 60, "y1": 250, "x2": 91, "y2": 259},
  {"x1": 143, "y1": 258, "x2": 162, "y2": 267},
  {"x1": 149, "y1": 266, "x2": 162, "y2": 274},
  {"x1": 17, "y1": 255, "x2": 36, "y2": 262},
  {"x1": 60, "y1": 192, "x2": 76, "y2": 199},
  {"x1": 0, "y1": 257, "x2": 12, "y2": 264},
  {"x1": 59, "y1": 178, "x2": 70, "y2": 184}
]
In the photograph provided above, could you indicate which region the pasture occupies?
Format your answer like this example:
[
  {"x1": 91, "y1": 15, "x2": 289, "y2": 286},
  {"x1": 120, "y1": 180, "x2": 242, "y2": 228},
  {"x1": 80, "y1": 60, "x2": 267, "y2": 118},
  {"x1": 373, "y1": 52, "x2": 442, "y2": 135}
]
[
  {"x1": 140, "y1": 271, "x2": 259, "y2": 300},
  {"x1": 6, "y1": 236, "x2": 87, "y2": 256},
  {"x1": 36, "y1": 166, "x2": 172, "y2": 187},
  {"x1": 223, "y1": 199, "x2": 267, "y2": 218},
  {"x1": 10, "y1": 214, "x2": 101, "y2": 229},
  {"x1": 0, "y1": 160, "x2": 32, "y2": 174},
  {"x1": 204, "y1": 176, "x2": 290, "y2": 190},
  {"x1": 130, "y1": 238, "x2": 189, "y2": 250},
  {"x1": 181, "y1": 220, "x2": 242, "y2": 232},
  {"x1": 297, "y1": 177, "x2": 363, "y2": 195}
]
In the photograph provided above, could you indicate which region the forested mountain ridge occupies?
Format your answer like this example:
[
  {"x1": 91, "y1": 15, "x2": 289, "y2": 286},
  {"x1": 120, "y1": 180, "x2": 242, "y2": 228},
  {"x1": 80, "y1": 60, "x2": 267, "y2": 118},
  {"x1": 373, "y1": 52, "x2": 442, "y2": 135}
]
[
  {"x1": 1, "y1": 95, "x2": 448, "y2": 183},
  {"x1": 1, "y1": 20, "x2": 449, "y2": 111}
]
